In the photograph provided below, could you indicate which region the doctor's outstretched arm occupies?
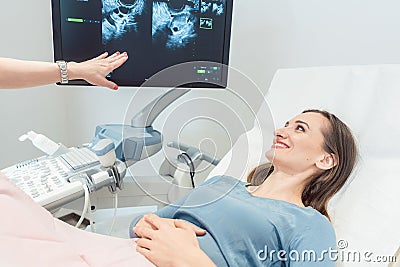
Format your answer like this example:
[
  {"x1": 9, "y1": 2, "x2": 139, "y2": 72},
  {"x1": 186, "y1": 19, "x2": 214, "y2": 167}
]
[
  {"x1": 135, "y1": 214, "x2": 217, "y2": 267},
  {"x1": 0, "y1": 51, "x2": 128, "y2": 90}
]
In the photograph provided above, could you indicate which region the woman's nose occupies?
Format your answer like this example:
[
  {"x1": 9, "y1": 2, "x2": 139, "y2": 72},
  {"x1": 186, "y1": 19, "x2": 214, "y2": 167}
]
[{"x1": 274, "y1": 127, "x2": 288, "y2": 138}]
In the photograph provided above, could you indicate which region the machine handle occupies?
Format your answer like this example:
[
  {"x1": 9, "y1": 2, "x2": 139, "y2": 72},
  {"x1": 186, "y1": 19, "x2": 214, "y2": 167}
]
[{"x1": 167, "y1": 141, "x2": 220, "y2": 166}]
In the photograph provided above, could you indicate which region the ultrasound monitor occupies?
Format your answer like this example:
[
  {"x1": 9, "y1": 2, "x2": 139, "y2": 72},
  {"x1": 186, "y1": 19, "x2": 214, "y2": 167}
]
[{"x1": 51, "y1": 0, "x2": 233, "y2": 88}]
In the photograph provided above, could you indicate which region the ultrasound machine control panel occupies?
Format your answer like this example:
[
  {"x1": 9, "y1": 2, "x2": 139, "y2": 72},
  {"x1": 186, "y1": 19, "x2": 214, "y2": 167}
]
[{"x1": 1, "y1": 147, "x2": 125, "y2": 211}]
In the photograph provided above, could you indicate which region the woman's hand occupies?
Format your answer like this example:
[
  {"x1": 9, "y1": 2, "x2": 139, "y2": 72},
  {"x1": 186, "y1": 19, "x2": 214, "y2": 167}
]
[
  {"x1": 68, "y1": 51, "x2": 128, "y2": 90},
  {"x1": 135, "y1": 214, "x2": 216, "y2": 267},
  {"x1": 133, "y1": 214, "x2": 206, "y2": 237}
]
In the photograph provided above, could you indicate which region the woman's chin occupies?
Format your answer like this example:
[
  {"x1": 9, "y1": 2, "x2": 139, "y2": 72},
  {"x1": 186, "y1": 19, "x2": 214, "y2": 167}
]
[{"x1": 265, "y1": 149, "x2": 275, "y2": 162}]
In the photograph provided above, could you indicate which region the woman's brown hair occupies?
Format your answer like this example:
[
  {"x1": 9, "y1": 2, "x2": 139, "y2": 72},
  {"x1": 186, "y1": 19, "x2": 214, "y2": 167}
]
[{"x1": 247, "y1": 109, "x2": 358, "y2": 220}]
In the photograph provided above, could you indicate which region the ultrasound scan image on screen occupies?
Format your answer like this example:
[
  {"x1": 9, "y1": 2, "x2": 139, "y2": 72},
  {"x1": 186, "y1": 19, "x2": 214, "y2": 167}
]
[
  {"x1": 52, "y1": 0, "x2": 233, "y2": 87},
  {"x1": 102, "y1": 0, "x2": 147, "y2": 45}
]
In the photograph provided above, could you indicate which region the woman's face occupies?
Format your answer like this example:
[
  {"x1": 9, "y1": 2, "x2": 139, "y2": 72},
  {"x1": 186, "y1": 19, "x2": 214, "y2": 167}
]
[{"x1": 265, "y1": 112, "x2": 330, "y2": 174}]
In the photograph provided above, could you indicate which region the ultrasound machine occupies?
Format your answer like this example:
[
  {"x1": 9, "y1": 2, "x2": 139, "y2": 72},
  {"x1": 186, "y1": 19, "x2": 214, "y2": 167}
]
[{"x1": 1, "y1": 0, "x2": 233, "y2": 231}]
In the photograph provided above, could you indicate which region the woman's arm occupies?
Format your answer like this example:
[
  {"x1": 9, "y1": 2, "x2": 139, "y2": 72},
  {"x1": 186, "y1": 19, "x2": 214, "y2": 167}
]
[
  {"x1": 135, "y1": 214, "x2": 216, "y2": 267},
  {"x1": 288, "y1": 224, "x2": 336, "y2": 266},
  {"x1": 0, "y1": 51, "x2": 128, "y2": 90}
]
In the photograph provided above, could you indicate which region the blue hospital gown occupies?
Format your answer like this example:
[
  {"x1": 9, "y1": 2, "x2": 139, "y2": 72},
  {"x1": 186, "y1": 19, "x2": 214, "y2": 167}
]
[{"x1": 130, "y1": 176, "x2": 336, "y2": 266}]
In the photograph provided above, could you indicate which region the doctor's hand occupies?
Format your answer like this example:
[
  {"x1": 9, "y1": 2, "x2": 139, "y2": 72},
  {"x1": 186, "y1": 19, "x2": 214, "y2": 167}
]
[
  {"x1": 134, "y1": 214, "x2": 206, "y2": 237},
  {"x1": 68, "y1": 51, "x2": 128, "y2": 90},
  {"x1": 135, "y1": 214, "x2": 216, "y2": 267}
]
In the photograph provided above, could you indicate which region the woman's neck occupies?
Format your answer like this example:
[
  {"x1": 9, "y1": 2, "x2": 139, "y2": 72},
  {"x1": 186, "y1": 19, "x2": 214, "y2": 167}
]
[{"x1": 249, "y1": 169, "x2": 312, "y2": 207}]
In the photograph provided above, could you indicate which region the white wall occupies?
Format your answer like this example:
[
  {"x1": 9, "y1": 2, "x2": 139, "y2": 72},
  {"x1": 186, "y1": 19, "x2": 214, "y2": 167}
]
[
  {"x1": 0, "y1": 1, "x2": 69, "y2": 168},
  {"x1": 2, "y1": 0, "x2": 400, "y2": 171}
]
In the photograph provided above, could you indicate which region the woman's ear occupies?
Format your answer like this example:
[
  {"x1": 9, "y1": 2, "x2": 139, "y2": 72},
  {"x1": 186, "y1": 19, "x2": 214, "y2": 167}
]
[{"x1": 316, "y1": 153, "x2": 338, "y2": 170}]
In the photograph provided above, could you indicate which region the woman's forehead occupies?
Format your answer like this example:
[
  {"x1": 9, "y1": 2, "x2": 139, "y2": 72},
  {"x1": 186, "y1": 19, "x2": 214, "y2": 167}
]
[{"x1": 289, "y1": 112, "x2": 329, "y2": 129}]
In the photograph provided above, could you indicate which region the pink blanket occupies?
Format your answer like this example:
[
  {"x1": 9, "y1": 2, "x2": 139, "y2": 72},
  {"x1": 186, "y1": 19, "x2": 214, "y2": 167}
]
[{"x1": 0, "y1": 172, "x2": 154, "y2": 267}]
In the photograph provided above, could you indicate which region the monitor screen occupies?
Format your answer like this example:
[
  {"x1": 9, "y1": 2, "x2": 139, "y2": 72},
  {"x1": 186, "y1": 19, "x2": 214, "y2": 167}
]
[{"x1": 51, "y1": 0, "x2": 233, "y2": 88}]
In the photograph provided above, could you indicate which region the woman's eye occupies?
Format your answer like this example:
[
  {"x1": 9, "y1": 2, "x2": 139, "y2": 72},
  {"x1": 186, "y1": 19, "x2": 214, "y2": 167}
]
[{"x1": 296, "y1": 125, "x2": 305, "y2": 132}]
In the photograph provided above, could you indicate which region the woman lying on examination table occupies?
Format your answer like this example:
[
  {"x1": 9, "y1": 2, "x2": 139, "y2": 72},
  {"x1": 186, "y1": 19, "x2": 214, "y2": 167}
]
[
  {"x1": 0, "y1": 51, "x2": 128, "y2": 90},
  {"x1": 132, "y1": 109, "x2": 358, "y2": 267},
  {"x1": 0, "y1": 109, "x2": 357, "y2": 267}
]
